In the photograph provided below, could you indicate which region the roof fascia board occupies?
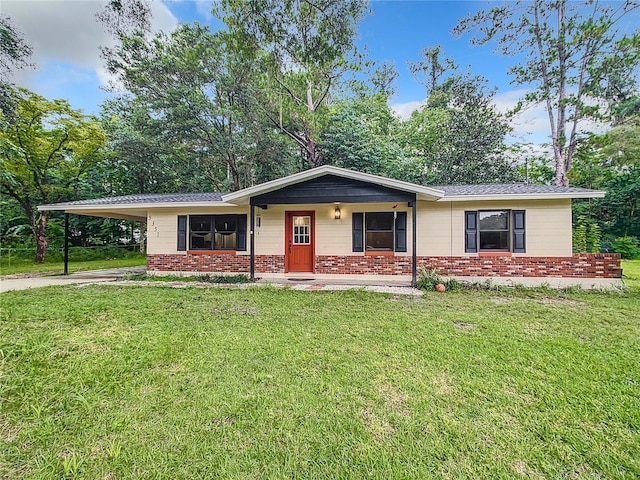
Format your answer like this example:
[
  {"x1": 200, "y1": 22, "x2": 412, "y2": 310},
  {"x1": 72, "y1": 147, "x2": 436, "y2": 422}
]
[
  {"x1": 222, "y1": 165, "x2": 444, "y2": 204},
  {"x1": 38, "y1": 201, "x2": 235, "y2": 212},
  {"x1": 438, "y1": 191, "x2": 606, "y2": 202},
  {"x1": 64, "y1": 210, "x2": 148, "y2": 222}
]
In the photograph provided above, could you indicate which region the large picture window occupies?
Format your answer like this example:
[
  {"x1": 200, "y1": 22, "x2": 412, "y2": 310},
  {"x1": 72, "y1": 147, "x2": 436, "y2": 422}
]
[
  {"x1": 352, "y1": 211, "x2": 407, "y2": 253},
  {"x1": 465, "y1": 210, "x2": 525, "y2": 253},
  {"x1": 366, "y1": 212, "x2": 394, "y2": 251},
  {"x1": 479, "y1": 210, "x2": 509, "y2": 251},
  {"x1": 177, "y1": 214, "x2": 247, "y2": 251}
]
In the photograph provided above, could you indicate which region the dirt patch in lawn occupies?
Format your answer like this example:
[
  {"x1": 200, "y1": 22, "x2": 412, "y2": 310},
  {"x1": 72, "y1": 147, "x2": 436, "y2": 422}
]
[
  {"x1": 378, "y1": 383, "x2": 410, "y2": 417},
  {"x1": 538, "y1": 297, "x2": 584, "y2": 306}
]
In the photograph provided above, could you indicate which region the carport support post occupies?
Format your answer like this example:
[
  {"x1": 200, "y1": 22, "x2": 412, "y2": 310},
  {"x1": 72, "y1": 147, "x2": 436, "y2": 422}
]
[
  {"x1": 63, "y1": 212, "x2": 69, "y2": 275},
  {"x1": 411, "y1": 200, "x2": 417, "y2": 287},
  {"x1": 250, "y1": 204, "x2": 255, "y2": 281}
]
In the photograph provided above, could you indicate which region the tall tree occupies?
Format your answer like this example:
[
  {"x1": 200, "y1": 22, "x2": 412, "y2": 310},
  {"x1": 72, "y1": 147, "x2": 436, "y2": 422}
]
[
  {"x1": 103, "y1": 24, "x2": 289, "y2": 191},
  {"x1": 0, "y1": 87, "x2": 106, "y2": 262},
  {"x1": 96, "y1": 0, "x2": 151, "y2": 38},
  {"x1": 321, "y1": 94, "x2": 405, "y2": 175},
  {"x1": 408, "y1": 45, "x2": 457, "y2": 96},
  {"x1": 0, "y1": 14, "x2": 33, "y2": 82},
  {"x1": 570, "y1": 122, "x2": 640, "y2": 244},
  {"x1": 1, "y1": 14, "x2": 33, "y2": 122},
  {"x1": 454, "y1": 0, "x2": 640, "y2": 186},
  {"x1": 215, "y1": 0, "x2": 369, "y2": 167},
  {"x1": 402, "y1": 45, "x2": 518, "y2": 185},
  {"x1": 400, "y1": 74, "x2": 518, "y2": 185}
]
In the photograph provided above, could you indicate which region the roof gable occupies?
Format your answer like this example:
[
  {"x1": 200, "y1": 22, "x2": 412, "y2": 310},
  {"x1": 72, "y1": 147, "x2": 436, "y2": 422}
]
[
  {"x1": 250, "y1": 174, "x2": 416, "y2": 205},
  {"x1": 223, "y1": 165, "x2": 444, "y2": 204}
]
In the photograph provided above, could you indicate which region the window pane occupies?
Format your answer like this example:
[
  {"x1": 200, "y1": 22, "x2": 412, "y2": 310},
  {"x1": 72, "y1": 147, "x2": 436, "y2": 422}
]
[
  {"x1": 479, "y1": 231, "x2": 508, "y2": 250},
  {"x1": 366, "y1": 231, "x2": 394, "y2": 251},
  {"x1": 366, "y1": 212, "x2": 394, "y2": 231},
  {"x1": 190, "y1": 215, "x2": 212, "y2": 249},
  {"x1": 190, "y1": 215, "x2": 212, "y2": 232},
  {"x1": 479, "y1": 211, "x2": 508, "y2": 230},
  {"x1": 191, "y1": 232, "x2": 212, "y2": 249},
  {"x1": 215, "y1": 215, "x2": 237, "y2": 233},
  {"x1": 215, "y1": 232, "x2": 236, "y2": 249},
  {"x1": 294, "y1": 216, "x2": 310, "y2": 227},
  {"x1": 292, "y1": 216, "x2": 311, "y2": 244}
]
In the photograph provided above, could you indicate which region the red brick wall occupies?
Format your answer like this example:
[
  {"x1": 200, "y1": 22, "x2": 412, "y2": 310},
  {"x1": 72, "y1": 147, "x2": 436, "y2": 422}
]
[
  {"x1": 255, "y1": 255, "x2": 285, "y2": 273},
  {"x1": 147, "y1": 254, "x2": 285, "y2": 274},
  {"x1": 148, "y1": 253, "x2": 621, "y2": 278},
  {"x1": 316, "y1": 255, "x2": 413, "y2": 275},
  {"x1": 147, "y1": 253, "x2": 250, "y2": 273},
  {"x1": 417, "y1": 254, "x2": 622, "y2": 278}
]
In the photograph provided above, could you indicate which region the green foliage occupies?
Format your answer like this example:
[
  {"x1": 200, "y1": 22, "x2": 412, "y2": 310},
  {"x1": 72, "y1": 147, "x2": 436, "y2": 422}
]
[
  {"x1": 416, "y1": 267, "x2": 461, "y2": 291},
  {"x1": 573, "y1": 216, "x2": 601, "y2": 254},
  {"x1": 573, "y1": 221, "x2": 588, "y2": 254},
  {"x1": 0, "y1": 86, "x2": 107, "y2": 262},
  {"x1": 454, "y1": 0, "x2": 640, "y2": 186},
  {"x1": 0, "y1": 14, "x2": 33, "y2": 81},
  {"x1": 124, "y1": 273, "x2": 252, "y2": 284},
  {"x1": 399, "y1": 73, "x2": 520, "y2": 185},
  {"x1": 408, "y1": 44, "x2": 457, "y2": 94},
  {"x1": 587, "y1": 223, "x2": 602, "y2": 254},
  {"x1": 103, "y1": 24, "x2": 285, "y2": 191},
  {"x1": 321, "y1": 94, "x2": 405, "y2": 175},
  {"x1": 611, "y1": 236, "x2": 640, "y2": 259},
  {"x1": 215, "y1": 0, "x2": 369, "y2": 167},
  {"x1": 570, "y1": 126, "x2": 639, "y2": 244}
]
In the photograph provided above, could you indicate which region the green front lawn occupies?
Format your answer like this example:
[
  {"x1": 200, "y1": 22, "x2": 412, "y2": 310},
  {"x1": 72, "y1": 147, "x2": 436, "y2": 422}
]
[
  {"x1": 0, "y1": 255, "x2": 147, "y2": 276},
  {"x1": 1, "y1": 285, "x2": 638, "y2": 479},
  {"x1": 622, "y1": 259, "x2": 640, "y2": 291}
]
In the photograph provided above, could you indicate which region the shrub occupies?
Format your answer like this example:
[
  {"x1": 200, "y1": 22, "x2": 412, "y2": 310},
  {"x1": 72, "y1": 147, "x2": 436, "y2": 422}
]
[
  {"x1": 611, "y1": 236, "x2": 640, "y2": 259},
  {"x1": 573, "y1": 222, "x2": 587, "y2": 253},
  {"x1": 416, "y1": 267, "x2": 461, "y2": 291}
]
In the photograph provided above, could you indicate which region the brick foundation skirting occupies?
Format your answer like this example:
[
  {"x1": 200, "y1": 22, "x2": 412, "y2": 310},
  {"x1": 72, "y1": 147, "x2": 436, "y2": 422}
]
[
  {"x1": 147, "y1": 253, "x2": 250, "y2": 273},
  {"x1": 417, "y1": 254, "x2": 621, "y2": 278},
  {"x1": 315, "y1": 255, "x2": 413, "y2": 275},
  {"x1": 147, "y1": 253, "x2": 621, "y2": 279}
]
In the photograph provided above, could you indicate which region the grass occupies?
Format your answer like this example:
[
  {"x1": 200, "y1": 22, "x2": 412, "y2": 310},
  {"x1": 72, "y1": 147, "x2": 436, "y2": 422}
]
[
  {"x1": 0, "y1": 255, "x2": 147, "y2": 276},
  {"x1": 622, "y1": 259, "x2": 640, "y2": 292},
  {"x1": 1, "y1": 284, "x2": 638, "y2": 479},
  {"x1": 123, "y1": 273, "x2": 251, "y2": 283}
]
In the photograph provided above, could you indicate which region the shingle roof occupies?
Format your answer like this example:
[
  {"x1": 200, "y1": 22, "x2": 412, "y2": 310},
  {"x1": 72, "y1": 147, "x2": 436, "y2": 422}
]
[
  {"x1": 46, "y1": 192, "x2": 226, "y2": 207},
  {"x1": 435, "y1": 183, "x2": 598, "y2": 197},
  {"x1": 39, "y1": 175, "x2": 604, "y2": 212}
]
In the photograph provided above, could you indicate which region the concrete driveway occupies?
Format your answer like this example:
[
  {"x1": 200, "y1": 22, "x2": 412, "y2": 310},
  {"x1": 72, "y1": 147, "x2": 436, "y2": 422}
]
[{"x1": 0, "y1": 266, "x2": 146, "y2": 293}]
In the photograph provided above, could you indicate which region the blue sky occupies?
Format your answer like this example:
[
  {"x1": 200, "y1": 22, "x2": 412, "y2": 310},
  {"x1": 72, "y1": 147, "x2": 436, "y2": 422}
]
[{"x1": 3, "y1": 0, "x2": 626, "y2": 148}]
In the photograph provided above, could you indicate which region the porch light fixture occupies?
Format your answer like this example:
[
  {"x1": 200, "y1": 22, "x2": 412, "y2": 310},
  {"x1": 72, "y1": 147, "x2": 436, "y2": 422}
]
[{"x1": 334, "y1": 205, "x2": 341, "y2": 220}]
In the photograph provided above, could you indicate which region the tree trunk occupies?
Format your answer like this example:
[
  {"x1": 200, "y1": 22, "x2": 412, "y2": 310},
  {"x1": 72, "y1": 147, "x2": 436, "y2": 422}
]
[
  {"x1": 305, "y1": 135, "x2": 325, "y2": 168},
  {"x1": 34, "y1": 213, "x2": 48, "y2": 264},
  {"x1": 554, "y1": 149, "x2": 569, "y2": 186}
]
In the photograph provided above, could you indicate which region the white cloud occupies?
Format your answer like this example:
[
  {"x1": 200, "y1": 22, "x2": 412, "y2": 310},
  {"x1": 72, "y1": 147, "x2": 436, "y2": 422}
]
[
  {"x1": 194, "y1": 0, "x2": 214, "y2": 21},
  {"x1": 3, "y1": 0, "x2": 179, "y2": 89},
  {"x1": 492, "y1": 88, "x2": 610, "y2": 145},
  {"x1": 491, "y1": 89, "x2": 550, "y2": 143},
  {"x1": 389, "y1": 100, "x2": 422, "y2": 120}
]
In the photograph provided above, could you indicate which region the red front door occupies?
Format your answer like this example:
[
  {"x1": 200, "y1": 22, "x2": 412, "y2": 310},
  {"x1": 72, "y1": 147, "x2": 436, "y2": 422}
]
[{"x1": 285, "y1": 211, "x2": 315, "y2": 273}]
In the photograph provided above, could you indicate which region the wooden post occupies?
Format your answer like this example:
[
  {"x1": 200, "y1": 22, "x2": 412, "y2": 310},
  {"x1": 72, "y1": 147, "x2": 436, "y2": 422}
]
[
  {"x1": 64, "y1": 212, "x2": 69, "y2": 275},
  {"x1": 250, "y1": 204, "x2": 255, "y2": 281},
  {"x1": 411, "y1": 199, "x2": 417, "y2": 287}
]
